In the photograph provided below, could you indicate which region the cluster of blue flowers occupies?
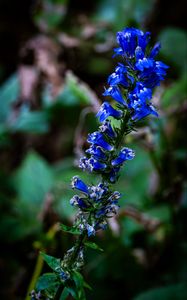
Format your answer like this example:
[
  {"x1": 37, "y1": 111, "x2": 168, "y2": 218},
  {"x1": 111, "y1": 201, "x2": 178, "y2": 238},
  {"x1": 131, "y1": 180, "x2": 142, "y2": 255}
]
[{"x1": 70, "y1": 27, "x2": 168, "y2": 237}]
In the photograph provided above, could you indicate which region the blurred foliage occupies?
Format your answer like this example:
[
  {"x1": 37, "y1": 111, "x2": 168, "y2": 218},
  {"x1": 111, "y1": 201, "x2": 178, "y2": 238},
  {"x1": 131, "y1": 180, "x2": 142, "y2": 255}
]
[{"x1": 0, "y1": 0, "x2": 187, "y2": 299}]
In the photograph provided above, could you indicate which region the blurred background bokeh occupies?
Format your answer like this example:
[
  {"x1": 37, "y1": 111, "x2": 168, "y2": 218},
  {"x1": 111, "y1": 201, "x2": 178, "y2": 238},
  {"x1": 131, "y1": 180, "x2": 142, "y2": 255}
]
[{"x1": 0, "y1": 0, "x2": 187, "y2": 299}]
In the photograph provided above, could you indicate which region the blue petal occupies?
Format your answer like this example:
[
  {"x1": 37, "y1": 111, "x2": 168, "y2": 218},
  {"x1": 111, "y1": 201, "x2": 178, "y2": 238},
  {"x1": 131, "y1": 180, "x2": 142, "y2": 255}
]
[
  {"x1": 132, "y1": 104, "x2": 158, "y2": 121},
  {"x1": 96, "y1": 102, "x2": 123, "y2": 122},
  {"x1": 135, "y1": 46, "x2": 144, "y2": 60},
  {"x1": 103, "y1": 86, "x2": 126, "y2": 106},
  {"x1": 86, "y1": 145, "x2": 107, "y2": 160},
  {"x1": 149, "y1": 42, "x2": 161, "y2": 58},
  {"x1": 86, "y1": 224, "x2": 95, "y2": 237},
  {"x1": 87, "y1": 131, "x2": 114, "y2": 151},
  {"x1": 112, "y1": 147, "x2": 135, "y2": 166},
  {"x1": 71, "y1": 176, "x2": 89, "y2": 194},
  {"x1": 135, "y1": 58, "x2": 154, "y2": 71},
  {"x1": 99, "y1": 120, "x2": 117, "y2": 139}
]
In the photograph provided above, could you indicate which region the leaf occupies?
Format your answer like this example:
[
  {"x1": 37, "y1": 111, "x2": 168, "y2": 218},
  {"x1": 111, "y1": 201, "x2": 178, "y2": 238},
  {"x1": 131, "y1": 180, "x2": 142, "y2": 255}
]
[
  {"x1": 94, "y1": 0, "x2": 154, "y2": 30},
  {"x1": 42, "y1": 71, "x2": 98, "y2": 108},
  {"x1": 12, "y1": 110, "x2": 49, "y2": 133},
  {"x1": 133, "y1": 283, "x2": 187, "y2": 300},
  {"x1": 146, "y1": 205, "x2": 171, "y2": 223},
  {"x1": 60, "y1": 287, "x2": 69, "y2": 300},
  {"x1": 162, "y1": 75, "x2": 187, "y2": 108},
  {"x1": 13, "y1": 151, "x2": 54, "y2": 213},
  {"x1": 60, "y1": 224, "x2": 81, "y2": 235},
  {"x1": 36, "y1": 273, "x2": 59, "y2": 291},
  {"x1": 83, "y1": 281, "x2": 92, "y2": 291},
  {"x1": 40, "y1": 252, "x2": 61, "y2": 272},
  {"x1": 0, "y1": 73, "x2": 20, "y2": 122},
  {"x1": 159, "y1": 27, "x2": 187, "y2": 74},
  {"x1": 84, "y1": 241, "x2": 104, "y2": 252},
  {"x1": 72, "y1": 271, "x2": 86, "y2": 300}
]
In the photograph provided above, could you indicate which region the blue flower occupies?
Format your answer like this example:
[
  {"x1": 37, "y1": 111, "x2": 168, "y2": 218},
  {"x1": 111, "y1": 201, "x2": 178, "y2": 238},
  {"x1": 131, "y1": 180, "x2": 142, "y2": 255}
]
[
  {"x1": 135, "y1": 46, "x2": 144, "y2": 60},
  {"x1": 70, "y1": 195, "x2": 88, "y2": 209},
  {"x1": 105, "y1": 203, "x2": 119, "y2": 217},
  {"x1": 149, "y1": 42, "x2": 161, "y2": 58},
  {"x1": 138, "y1": 60, "x2": 169, "y2": 88},
  {"x1": 103, "y1": 86, "x2": 126, "y2": 106},
  {"x1": 108, "y1": 191, "x2": 121, "y2": 203},
  {"x1": 131, "y1": 103, "x2": 158, "y2": 121},
  {"x1": 89, "y1": 183, "x2": 108, "y2": 201},
  {"x1": 79, "y1": 156, "x2": 107, "y2": 172},
  {"x1": 112, "y1": 147, "x2": 135, "y2": 166},
  {"x1": 71, "y1": 176, "x2": 89, "y2": 194},
  {"x1": 96, "y1": 102, "x2": 123, "y2": 122},
  {"x1": 135, "y1": 57, "x2": 154, "y2": 72},
  {"x1": 108, "y1": 71, "x2": 128, "y2": 87},
  {"x1": 116, "y1": 28, "x2": 150, "y2": 58},
  {"x1": 95, "y1": 220, "x2": 107, "y2": 230},
  {"x1": 86, "y1": 145, "x2": 107, "y2": 160},
  {"x1": 128, "y1": 82, "x2": 152, "y2": 110},
  {"x1": 96, "y1": 203, "x2": 119, "y2": 218},
  {"x1": 87, "y1": 131, "x2": 114, "y2": 151},
  {"x1": 60, "y1": 270, "x2": 70, "y2": 281},
  {"x1": 86, "y1": 224, "x2": 95, "y2": 237},
  {"x1": 115, "y1": 63, "x2": 127, "y2": 74},
  {"x1": 108, "y1": 166, "x2": 120, "y2": 183},
  {"x1": 99, "y1": 120, "x2": 117, "y2": 139}
]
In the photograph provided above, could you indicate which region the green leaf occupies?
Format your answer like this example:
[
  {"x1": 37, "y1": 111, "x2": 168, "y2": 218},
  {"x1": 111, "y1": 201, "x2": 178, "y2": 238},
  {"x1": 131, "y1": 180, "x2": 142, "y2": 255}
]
[
  {"x1": 13, "y1": 151, "x2": 54, "y2": 213},
  {"x1": 134, "y1": 283, "x2": 187, "y2": 300},
  {"x1": 40, "y1": 252, "x2": 61, "y2": 272},
  {"x1": 84, "y1": 241, "x2": 104, "y2": 252},
  {"x1": 36, "y1": 273, "x2": 59, "y2": 291},
  {"x1": 0, "y1": 73, "x2": 20, "y2": 122},
  {"x1": 94, "y1": 0, "x2": 154, "y2": 31},
  {"x1": 42, "y1": 71, "x2": 96, "y2": 107},
  {"x1": 12, "y1": 110, "x2": 49, "y2": 133},
  {"x1": 159, "y1": 27, "x2": 187, "y2": 75},
  {"x1": 146, "y1": 205, "x2": 171, "y2": 223},
  {"x1": 162, "y1": 76, "x2": 187, "y2": 108},
  {"x1": 60, "y1": 287, "x2": 69, "y2": 300},
  {"x1": 60, "y1": 224, "x2": 81, "y2": 235},
  {"x1": 72, "y1": 271, "x2": 86, "y2": 300}
]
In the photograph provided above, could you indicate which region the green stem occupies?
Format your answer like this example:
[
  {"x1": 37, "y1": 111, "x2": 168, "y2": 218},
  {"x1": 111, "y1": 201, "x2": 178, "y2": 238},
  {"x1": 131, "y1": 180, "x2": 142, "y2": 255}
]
[
  {"x1": 54, "y1": 231, "x2": 87, "y2": 299},
  {"x1": 25, "y1": 252, "x2": 44, "y2": 300},
  {"x1": 54, "y1": 112, "x2": 132, "y2": 299}
]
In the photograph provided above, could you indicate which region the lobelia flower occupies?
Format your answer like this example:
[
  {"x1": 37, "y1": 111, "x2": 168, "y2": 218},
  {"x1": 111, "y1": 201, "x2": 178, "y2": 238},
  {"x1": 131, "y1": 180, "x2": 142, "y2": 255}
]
[
  {"x1": 86, "y1": 224, "x2": 96, "y2": 237},
  {"x1": 71, "y1": 176, "x2": 89, "y2": 194},
  {"x1": 96, "y1": 102, "x2": 123, "y2": 122},
  {"x1": 99, "y1": 120, "x2": 117, "y2": 139},
  {"x1": 89, "y1": 183, "x2": 108, "y2": 202},
  {"x1": 111, "y1": 147, "x2": 135, "y2": 166},
  {"x1": 131, "y1": 103, "x2": 158, "y2": 121},
  {"x1": 149, "y1": 42, "x2": 161, "y2": 58},
  {"x1": 115, "y1": 28, "x2": 150, "y2": 58},
  {"x1": 79, "y1": 156, "x2": 107, "y2": 173},
  {"x1": 107, "y1": 66, "x2": 128, "y2": 87},
  {"x1": 103, "y1": 86, "x2": 126, "y2": 106},
  {"x1": 33, "y1": 27, "x2": 169, "y2": 300},
  {"x1": 72, "y1": 27, "x2": 168, "y2": 235},
  {"x1": 70, "y1": 195, "x2": 89, "y2": 209},
  {"x1": 86, "y1": 145, "x2": 107, "y2": 160},
  {"x1": 87, "y1": 131, "x2": 114, "y2": 151}
]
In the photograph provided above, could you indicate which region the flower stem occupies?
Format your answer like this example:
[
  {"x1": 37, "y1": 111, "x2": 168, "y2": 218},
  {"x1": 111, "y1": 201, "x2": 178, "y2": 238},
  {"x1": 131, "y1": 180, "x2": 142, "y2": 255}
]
[{"x1": 54, "y1": 231, "x2": 87, "y2": 300}]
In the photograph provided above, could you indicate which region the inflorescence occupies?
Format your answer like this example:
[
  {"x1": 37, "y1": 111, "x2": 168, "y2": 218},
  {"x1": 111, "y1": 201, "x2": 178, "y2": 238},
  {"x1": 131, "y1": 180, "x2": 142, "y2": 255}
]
[
  {"x1": 32, "y1": 27, "x2": 168, "y2": 300},
  {"x1": 70, "y1": 27, "x2": 168, "y2": 238}
]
